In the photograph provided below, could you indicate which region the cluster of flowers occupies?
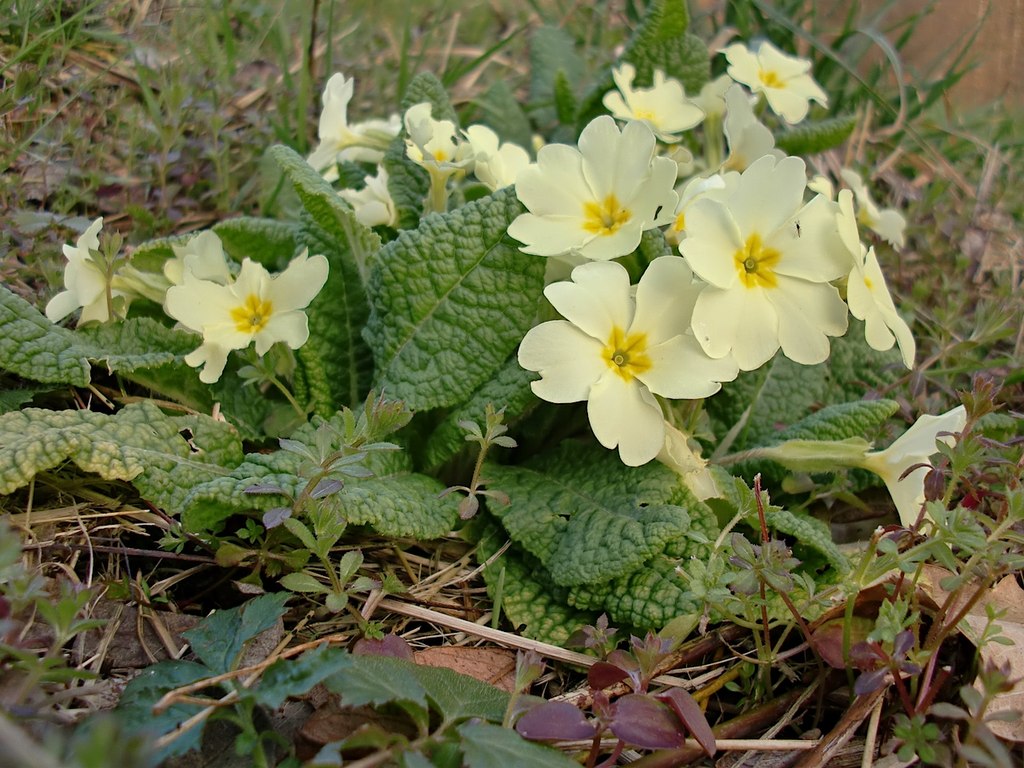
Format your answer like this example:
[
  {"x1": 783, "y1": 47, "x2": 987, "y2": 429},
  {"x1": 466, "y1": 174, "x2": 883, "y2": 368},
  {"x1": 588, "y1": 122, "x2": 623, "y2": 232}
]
[{"x1": 44, "y1": 39, "x2": 964, "y2": 524}]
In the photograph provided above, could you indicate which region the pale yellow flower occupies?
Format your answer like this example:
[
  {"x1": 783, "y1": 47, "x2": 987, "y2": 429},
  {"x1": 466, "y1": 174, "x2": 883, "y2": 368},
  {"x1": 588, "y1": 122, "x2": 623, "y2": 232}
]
[
  {"x1": 724, "y1": 40, "x2": 828, "y2": 124},
  {"x1": 308, "y1": 73, "x2": 400, "y2": 181},
  {"x1": 602, "y1": 62, "x2": 704, "y2": 143},
  {"x1": 165, "y1": 251, "x2": 329, "y2": 383},
  {"x1": 45, "y1": 218, "x2": 135, "y2": 326},
  {"x1": 518, "y1": 257, "x2": 737, "y2": 465},
  {"x1": 859, "y1": 406, "x2": 967, "y2": 526},
  {"x1": 508, "y1": 117, "x2": 677, "y2": 261},
  {"x1": 840, "y1": 168, "x2": 906, "y2": 248}
]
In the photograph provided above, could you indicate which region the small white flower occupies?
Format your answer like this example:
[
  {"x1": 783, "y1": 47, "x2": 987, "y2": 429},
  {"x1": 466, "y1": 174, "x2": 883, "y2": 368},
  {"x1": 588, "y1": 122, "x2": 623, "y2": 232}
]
[
  {"x1": 837, "y1": 190, "x2": 915, "y2": 368},
  {"x1": 724, "y1": 40, "x2": 828, "y2": 124},
  {"x1": 859, "y1": 406, "x2": 967, "y2": 526},
  {"x1": 46, "y1": 218, "x2": 133, "y2": 326},
  {"x1": 518, "y1": 257, "x2": 738, "y2": 465},
  {"x1": 339, "y1": 167, "x2": 399, "y2": 228},
  {"x1": 722, "y1": 84, "x2": 782, "y2": 172},
  {"x1": 508, "y1": 116, "x2": 678, "y2": 261},
  {"x1": 164, "y1": 230, "x2": 234, "y2": 286},
  {"x1": 679, "y1": 154, "x2": 849, "y2": 371},
  {"x1": 602, "y1": 62, "x2": 704, "y2": 143},
  {"x1": 462, "y1": 124, "x2": 531, "y2": 191},
  {"x1": 165, "y1": 250, "x2": 329, "y2": 383},
  {"x1": 839, "y1": 168, "x2": 906, "y2": 248},
  {"x1": 307, "y1": 73, "x2": 401, "y2": 181},
  {"x1": 403, "y1": 102, "x2": 475, "y2": 175},
  {"x1": 308, "y1": 74, "x2": 400, "y2": 179}
]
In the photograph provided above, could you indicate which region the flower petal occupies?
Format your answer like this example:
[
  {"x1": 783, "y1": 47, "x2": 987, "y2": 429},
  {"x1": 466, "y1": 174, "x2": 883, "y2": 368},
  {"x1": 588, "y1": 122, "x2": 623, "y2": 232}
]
[
  {"x1": 771, "y1": 278, "x2": 848, "y2": 365},
  {"x1": 587, "y1": 371, "x2": 665, "y2": 466},
  {"x1": 518, "y1": 320, "x2": 607, "y2": 403},
  {"x1": 543, "y1": 260, "x2": 633, "y2": 341}
]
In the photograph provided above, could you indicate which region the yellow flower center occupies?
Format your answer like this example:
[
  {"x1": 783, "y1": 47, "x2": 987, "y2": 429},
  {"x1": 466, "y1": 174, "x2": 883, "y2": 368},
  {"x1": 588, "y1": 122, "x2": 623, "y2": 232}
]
[
  {"x1": 673, "y1": 211, "x2": 686, "y2": 233},
  {"x1": 583, "y1": 194, "x2": 632, "y2": 236},
  {"x1": 634, "y1": 108, "x2": 657, "y2": 122},
  {"x1": 759, "y1": 69, "x2": 783, "y2": 88},
  {"x1": 231, "y1": 294, "x2": 273, "y2": 333},
  {"x1": 432, "y1": 148, "x2": 449, "y2": 163},
  {"x1": 734, "y1": 233, "x2": 781, "y2": 289},
  {"x1": 602, "y1": 326, "x2": 651, "y2": 382},
  {"x1": 863, "y1": 275, "x2": 874, "y2": 290}
]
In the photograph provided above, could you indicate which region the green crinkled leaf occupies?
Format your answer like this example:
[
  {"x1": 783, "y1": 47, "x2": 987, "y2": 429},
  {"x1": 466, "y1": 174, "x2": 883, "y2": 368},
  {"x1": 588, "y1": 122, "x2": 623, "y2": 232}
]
[
  {"x1": 485, "y1": 443, "x2": 704, "y2": 587},
  {"x1": 364, "y1": 187, "x2": 544, "y2": 411},
  {"x1": 180, "y1": 411, "x2": 457, "y2": 536},
  {"x1": 528, "y1": 26, "x2": 585, "y2": 127},
  {"x1": 326, "y1": 654, "x2": 509, "y2": 725},
  {"x1": 473, "y1": 80, "x2": 533, "y2": 151},
  {"x1": 578, "y1": 0, "x2": 708, "y2": 125},
  {"x1": 764, "y1": 508, "x2": 850, "y2": 573},
  {"x1": 73, "y1": 317, "x2": 197, "y2": 373},
  {"x1": 775, "y1": 114, "x2": 858, "y2": 156},
  {"x1": 706, "y1": 325, "x2": 903, "y2": 451},
  {"x1": 0, "y1": 285, "x2": 90, "y2": 385},
  {"x1": 270, "y1": 144, "x2": 379, "y2": 413},
  {"x1": 0, "y1": 401, "x2": 242, "y2": 513},
  {"x1": 182, "y1": 592, "x2": 290, "y2": 675},
  {"x1": 622, "y1": 0, "x2": 707, "y2": 91},
  {"x1": 212, "y1": 216, "x2": 299, "y2": 270},
  {"x1": 570, "y1": 555, "x2": 704, "y2": 631},
  {"x1": 774, "y1": 399, "x2": 899, "y2": 443},
  {"x1": 423, "y1": 357, "x2": 537, "y2": 470},
  {"x1": 401, "y1": 72, "x2": 459, "y2": 123},
  {"x1": 476, "y1": 516, "x2": 595, "y2": 645},
  {"x1": 459, "y1": 722, "x2": 582, "y2": 768}
]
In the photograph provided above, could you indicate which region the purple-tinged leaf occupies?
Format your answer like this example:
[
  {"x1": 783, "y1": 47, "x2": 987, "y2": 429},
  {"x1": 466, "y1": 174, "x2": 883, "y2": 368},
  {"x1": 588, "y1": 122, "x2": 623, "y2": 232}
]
[
  {"x1": 515, "y1": 700, "x2": 598, "y2": 741},
  {"x1": 310, "y1": 478, "x2": 344, "y2": 499},
  {"x1": 854, "y1": 668, "x2": 891, "y2": 696},
  {"x1": 893, "y1": 629, "x2": 915, "y2": 658},
  {"x1": 657, "y1": 689, "x2": 716, "y2": 757},
  {"x1": 352, "y1": 634, "x2": 415, "y2": 661},
  {"x1": 609, "y1": 694, "x2": 685, "y2": 749},
  {"x1": 262, "y1": 506, "x2": 292, "y2": 529},
  {"x1": 588, "y1": 661, "x2": 630, "y2": 690}
]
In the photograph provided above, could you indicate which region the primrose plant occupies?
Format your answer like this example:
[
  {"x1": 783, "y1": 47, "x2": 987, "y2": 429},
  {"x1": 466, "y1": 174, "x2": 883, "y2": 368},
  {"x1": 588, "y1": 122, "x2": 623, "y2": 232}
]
[{"x1": 9, "y1": 1, "x2": 976, "y2": 655}]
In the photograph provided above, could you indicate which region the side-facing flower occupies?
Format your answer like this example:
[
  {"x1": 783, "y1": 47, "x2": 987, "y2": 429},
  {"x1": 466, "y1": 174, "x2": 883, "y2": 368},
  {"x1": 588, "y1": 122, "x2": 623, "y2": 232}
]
[
  {"x1": 724, "y1": 40, "x2": 828, "y2": 124},
  {"x1": 679, "y1": 154, "x2": 849, "y2": 371},
  {"x1": 858, "y1": 406, "x2": 967, "y2": 527},
  {"x1": 508, "y1": 116, "x2": 677, "y2": 261},
  {"x1": 837, "y1": 190, "x2": 915, "y2": 367},
  {"x1": 339, "y1": 167, "x2": 399, "y2": 228},
  {"x1": 721, "y1": 84, "x2": 782, "y2": 172},
  {"x1": 518, "y1": 257, "x2": 738, "y2": 466},
  {"x1": 403, "y1": 102, "x2": 475, "y2": 212},
  {"x1": 165, "y1": 250, "x2": 329, "y2": 383},
  {"x1": 164, "y1": 230, "x2": 234, "y2": 286},
  {"x1": 602, "y1": 62, "x2": 704, "y2": 143},
  {"x1": 463, "y1": 124, "x2": 531, "y2": 191},
  {"x1": 46, "y1": 218, "x2": 133, "y2": 326},
  {"x1": 839, "y1": 168, "x2": 906, "y2": 248},
  {"x1": 307, "y1": 73, "x2": 400, "y2": 180}
]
